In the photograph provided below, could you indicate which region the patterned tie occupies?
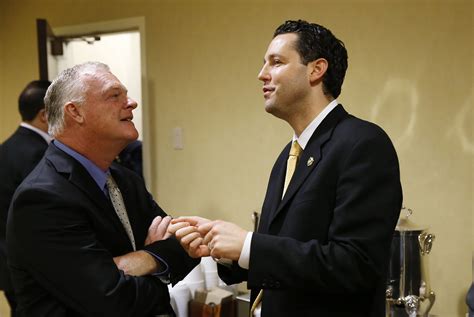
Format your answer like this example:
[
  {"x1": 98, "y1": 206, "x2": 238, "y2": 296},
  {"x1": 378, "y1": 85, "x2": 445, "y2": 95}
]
[
  {"x1": 106, "y1": 174, "x2": 136, "y2": 251},
  {"x1": 250, "y1": 141, "x2": 302, "y2": 316}
]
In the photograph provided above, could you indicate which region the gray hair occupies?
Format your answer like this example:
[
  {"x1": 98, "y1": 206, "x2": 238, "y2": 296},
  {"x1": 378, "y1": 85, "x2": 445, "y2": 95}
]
[{"x1": 44, "y1": 61, "x2": 110, "y2": 137}]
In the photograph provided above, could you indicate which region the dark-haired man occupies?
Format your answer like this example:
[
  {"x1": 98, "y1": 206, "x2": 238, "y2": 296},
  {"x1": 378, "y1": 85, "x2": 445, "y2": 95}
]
[
  {"x1": 170, "y1": 20, "x2": 402, "y2": 316},
  {"x1": 0, "y1": 80, "x2": 52, "y2": 316}
]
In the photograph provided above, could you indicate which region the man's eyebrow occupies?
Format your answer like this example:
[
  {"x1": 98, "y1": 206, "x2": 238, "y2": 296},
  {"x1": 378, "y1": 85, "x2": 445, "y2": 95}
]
[
  {"x1": 102, "y1": 84, "x2": 127, "y2": 94},
  {"x1": 263, "y1": 54, "x2": 283, "y2": 63}
]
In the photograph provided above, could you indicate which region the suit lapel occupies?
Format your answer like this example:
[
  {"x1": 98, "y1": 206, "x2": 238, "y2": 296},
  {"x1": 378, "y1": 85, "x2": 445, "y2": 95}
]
[
  {"x1": 258, "y1": 144, "x2": 289, "y2": 233},
  {"x1": 269, "y1": 105, "x2": 348, "y2": 225},
  {"x1": 46, "y1": 144, "x2": 134, "y2": 248}
]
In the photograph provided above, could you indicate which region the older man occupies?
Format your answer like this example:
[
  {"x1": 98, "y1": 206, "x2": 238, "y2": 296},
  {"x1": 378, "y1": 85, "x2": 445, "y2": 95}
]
[{"x1": 7, "y1": 62, "x2": 198, "y2": 316}]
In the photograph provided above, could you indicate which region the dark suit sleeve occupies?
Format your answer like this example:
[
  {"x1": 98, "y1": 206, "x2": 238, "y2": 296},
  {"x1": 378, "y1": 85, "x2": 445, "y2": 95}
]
[
  {"x1": 8, "y1": 187, "x2": 172, "y2": 317},
  {"x1": 127, "y1": 185, "x2": 200, "y2": 285},
  {"x1": 247, "y1": 129, "x2": 402, "y2": 293},
  {"x1": 218, "y1": 261, "x2": 248, "y2": 286}
]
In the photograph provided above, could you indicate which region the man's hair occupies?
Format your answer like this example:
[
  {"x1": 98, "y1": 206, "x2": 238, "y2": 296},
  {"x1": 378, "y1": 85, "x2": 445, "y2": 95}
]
[
  {"x1": 18, "y1": 80, "x2": 52, "y2": 121},
  {"x1": 274, "y1": 20, "x2": 348, "y2": 98},
  {"x1": 44, "y1": 62, "x2": 110, "y2": 137}
]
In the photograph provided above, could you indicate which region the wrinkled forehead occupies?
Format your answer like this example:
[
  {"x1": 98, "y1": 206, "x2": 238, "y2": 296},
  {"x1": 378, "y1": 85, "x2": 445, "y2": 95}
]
[{"x1": 83, "y1": 70, "x2": 127, "y2": 94}]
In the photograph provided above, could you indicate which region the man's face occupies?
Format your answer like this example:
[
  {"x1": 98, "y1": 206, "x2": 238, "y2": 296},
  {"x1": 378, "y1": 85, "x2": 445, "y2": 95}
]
[
  {"x1": 82, "y1": 71, "x2": 138, "y2": 146},
  {"x1": 257, "y1": 33, "x2": 311, "y2": 120}
]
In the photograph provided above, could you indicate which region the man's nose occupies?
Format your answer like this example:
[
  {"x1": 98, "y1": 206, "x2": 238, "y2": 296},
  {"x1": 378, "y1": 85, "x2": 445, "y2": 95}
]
[
  {"x1": 257, "y1": 64, "x2": 270, "y2": 82},
  {"x1": 127, "y1": 98, "x2": 138, "y2": 109}
]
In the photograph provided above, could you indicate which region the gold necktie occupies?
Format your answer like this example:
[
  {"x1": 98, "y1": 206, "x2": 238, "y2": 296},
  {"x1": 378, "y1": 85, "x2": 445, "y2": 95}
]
[
  {"x1": 250, "y1": 141, "x2": 302, "y2": 316},
  {"x1": 282, "y1": 140, "x2": 302, "y2": 198},
  {"x1": 106, "y1": 175, "x2": 136, "y2": 251}
]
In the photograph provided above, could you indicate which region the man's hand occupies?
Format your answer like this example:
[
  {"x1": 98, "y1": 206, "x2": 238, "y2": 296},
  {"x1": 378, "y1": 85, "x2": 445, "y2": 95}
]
[
  {"x1": 168, "y1": 216, "x2": 212, "y2": 258},
  {"x1": 113, "y1": 250, "x2": 158, "y2": 276},
  {"x1": 200, "y1": 221, "x2": 248, "y2": 261},
  {"x1": 144, "y1": 215, "x2": 172, "y2": 245},
  {"x1": 113, "y1": 216, "x2": 173, "y2": 276}
]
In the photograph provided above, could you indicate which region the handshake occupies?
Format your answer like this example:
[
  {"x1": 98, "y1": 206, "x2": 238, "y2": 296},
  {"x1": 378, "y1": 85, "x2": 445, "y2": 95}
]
[
  {"x1": 166, "y1": 216, "x2": 249, "y2": 262},
  {"x1": 113, "y1": 215, "x2": 248, "y2": 277}
]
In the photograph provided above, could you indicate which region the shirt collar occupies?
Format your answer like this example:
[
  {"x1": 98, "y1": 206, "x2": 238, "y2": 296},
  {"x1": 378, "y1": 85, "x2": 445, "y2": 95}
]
[
  {"x1": 53, "y1": 140, "x2": 109, "y2": 193},
  {"x1": 293, "y1": 99, "x2": 339, "y2": 150},
  {"x1": 20, "y1": 122, "x2": 53, "y2": 144}
]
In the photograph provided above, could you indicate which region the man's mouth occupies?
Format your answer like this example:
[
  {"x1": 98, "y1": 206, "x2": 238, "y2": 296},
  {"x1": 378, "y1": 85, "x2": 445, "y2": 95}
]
[{"x1": 263, "y1": 87, "x2": 275, "y2": 98}]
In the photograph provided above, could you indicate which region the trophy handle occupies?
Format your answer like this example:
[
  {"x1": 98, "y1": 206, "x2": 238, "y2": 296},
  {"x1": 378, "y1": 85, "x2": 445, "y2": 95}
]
[
  {"x1": 418, "y1": 233, "x2": 435, "y2": 255},
  {"x1": 423, "y1": 291, "x2": 436, "y2": 316}
]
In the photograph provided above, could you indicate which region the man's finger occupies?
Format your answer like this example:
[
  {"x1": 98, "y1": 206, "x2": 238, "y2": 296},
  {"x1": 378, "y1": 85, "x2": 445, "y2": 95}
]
[
  {"x1": 148, "y1": 216, "x2": 162, "y2": 235},
  {"x1": 156, "y1": 216, "x2": 172, "y2": 238},
  {"x1": 195, "y1": 245, "x2": 211, "y2": 258},
  {"x1": 198, "y1": 221, "x2": 214, "y2": 237},
  {"x1": 175, "y1": 225, "x2": 199, "y2": 240},
  {"x1": 202, "y1": 229, "x2": 214, "y2": 246},
  {"x1": 171, "y1": 216, "x2": 199, "y2": 225},
  {"x1": 189, "y1": 236, "x2": 203, "y2": 250},
  {"x1": 167, "y1": 221, "x2": 190, "y2": 235},
  {"x1": 181, "y1": 231, "x2": 202, "y2": 246}
]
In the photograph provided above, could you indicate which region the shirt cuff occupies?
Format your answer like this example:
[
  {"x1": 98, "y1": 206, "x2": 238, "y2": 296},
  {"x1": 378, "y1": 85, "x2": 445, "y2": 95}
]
[
  {"x1": 237, "y1": 232, "x2": 252, "y2": 269},
  {"x1": 143, "y1": 250, "x2": 169, "y2": 276}
]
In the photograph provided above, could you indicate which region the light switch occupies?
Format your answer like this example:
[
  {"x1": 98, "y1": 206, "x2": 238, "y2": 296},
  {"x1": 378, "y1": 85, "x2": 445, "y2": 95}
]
[{"x1": 173, "y1": 127, "x2": 184, "y2": 150}]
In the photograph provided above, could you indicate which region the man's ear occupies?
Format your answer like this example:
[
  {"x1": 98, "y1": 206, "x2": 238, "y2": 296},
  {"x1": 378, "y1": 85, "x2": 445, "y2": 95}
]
[
  {"x1": 308, "y1": 58, "x2": 328, "y2": 85},
  {"x1": 38, "y1": 108, "x2": 48, "y2": 123},
  {"x1": 64, "y1": 102, "x2": 84, "y2": 124}
]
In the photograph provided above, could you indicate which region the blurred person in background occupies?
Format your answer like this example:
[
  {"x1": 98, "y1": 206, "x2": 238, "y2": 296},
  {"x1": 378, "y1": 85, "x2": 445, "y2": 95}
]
[{"x1": 0, "y1": 80, "x2": 51, "y2": 316}]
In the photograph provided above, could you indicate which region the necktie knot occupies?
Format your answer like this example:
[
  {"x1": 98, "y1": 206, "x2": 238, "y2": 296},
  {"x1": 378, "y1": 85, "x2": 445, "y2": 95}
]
[{"x1": 289, "y1": 141, "x2": 302, "y2": 157}]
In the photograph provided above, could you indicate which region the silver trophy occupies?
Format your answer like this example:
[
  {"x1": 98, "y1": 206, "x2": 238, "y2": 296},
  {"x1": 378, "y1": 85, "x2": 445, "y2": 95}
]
[{"x1": 386, "y1": 207, "x2": 436, "y2": 317}]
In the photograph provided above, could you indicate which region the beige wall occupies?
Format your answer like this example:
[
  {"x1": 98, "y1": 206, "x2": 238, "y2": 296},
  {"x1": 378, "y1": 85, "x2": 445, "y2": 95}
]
[
  {"x1": 0, "y1": 0, "x2": 472, "y2": 316},
  {"x1": 0, "y1": 1, "x2": 5, "y2": 138}
]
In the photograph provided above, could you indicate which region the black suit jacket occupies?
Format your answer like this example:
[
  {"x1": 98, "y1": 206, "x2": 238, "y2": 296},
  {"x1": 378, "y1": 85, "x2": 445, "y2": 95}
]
[
  {"x1": 0, "y1": 126, "x2": 48, "y2": 292},
  {"x1": 219, "y1": 105, "x2": 402, "y2": 316},
  {"x1": 6, "y1": 143, "x2": 199, "y2": 316}
]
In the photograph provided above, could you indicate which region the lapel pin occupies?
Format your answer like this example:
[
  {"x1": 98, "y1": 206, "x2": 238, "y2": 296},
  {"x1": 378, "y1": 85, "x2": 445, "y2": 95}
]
[{"x1": 307, "y1": 157, "x2": 314, "y2": 167}]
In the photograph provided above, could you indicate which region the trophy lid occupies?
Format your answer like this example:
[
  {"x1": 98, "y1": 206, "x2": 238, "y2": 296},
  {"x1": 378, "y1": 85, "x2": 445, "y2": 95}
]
[{"x1": 395, "y1": 207, "x2": 427, "y2": 232}]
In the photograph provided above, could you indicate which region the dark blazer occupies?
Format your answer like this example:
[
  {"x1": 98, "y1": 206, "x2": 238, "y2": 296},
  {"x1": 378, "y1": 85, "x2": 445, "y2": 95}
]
[
  {"x1": 219, "y1": 105, "x2": 403, "y2": 317},
  {"x1": 6, "y1": 143, "x2": 199, "y2": 316},
  {"x1": 0, "y1": 126, "x2": 48, "y2": 292}
]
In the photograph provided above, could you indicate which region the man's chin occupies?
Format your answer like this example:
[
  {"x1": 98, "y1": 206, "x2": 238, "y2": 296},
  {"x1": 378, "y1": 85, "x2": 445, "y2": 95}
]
[
  {"x1": 265, "y1": 103, "x2": 284, "y2": 119},
  {"x1": 120, "y1": 132, "x2": 139, "y2": 148},
  {"x1": 264, "y1": 102, "x2": 275, "y2": 114},
  {"x1": 127, "y1": 128, "x2": 139, "y2": 141},
  {"x1": 127, "y1": 134, "x2": 139, "y2": 143}
]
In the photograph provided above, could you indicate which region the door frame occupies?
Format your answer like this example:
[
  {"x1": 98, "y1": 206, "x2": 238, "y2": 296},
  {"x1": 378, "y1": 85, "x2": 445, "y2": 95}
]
[
  {"x1": 53, "y1": 17, "x2": 155, "y2": 192},
  {"x1": 36, "y1": 19, "x2": 57, "y2": 80}
]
